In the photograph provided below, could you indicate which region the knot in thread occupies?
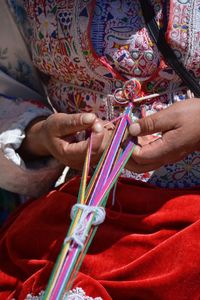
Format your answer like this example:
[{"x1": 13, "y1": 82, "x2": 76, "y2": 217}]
[
  {"x1": 64, "y1": 204, "x2": 106, "y2": 249},
  {"x1": 71, "y1": 204, "x2": 106, "y2": 225}
]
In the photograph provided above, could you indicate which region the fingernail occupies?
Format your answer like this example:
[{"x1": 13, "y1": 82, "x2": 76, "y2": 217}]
[
  {"x1": 129, "y1": 123, "x2": 141, "y2": 136},
  {"x1": 93, "y1": 122, "x2": 103, "y2": 133},
  {"x1": 82, "y1": 113, "x2": 96, "y2": 124}
]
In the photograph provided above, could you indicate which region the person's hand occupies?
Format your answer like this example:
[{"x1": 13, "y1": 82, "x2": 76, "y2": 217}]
[
  {"x1": 127, "y1": 98, "x2": 200, "y2": 173},
  {"x1": 20, "y1": 112, "x2": 113, "y2": 169}
]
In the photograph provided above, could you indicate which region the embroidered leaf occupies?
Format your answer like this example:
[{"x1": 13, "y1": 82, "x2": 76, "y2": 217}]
[
  {"x1": 51, "y1": 6, "x2": 57, "y2": 14},
  {"x1": 39, "y1": 31, "x2": 44, "y2": 40}
]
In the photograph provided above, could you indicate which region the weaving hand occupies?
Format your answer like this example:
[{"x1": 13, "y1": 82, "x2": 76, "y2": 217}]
[
  {"x1": 129, "y1": 98, "x2": 200, "y2": 172},
  {"x1": 20, "y1": 112, "x2": 113, "y2": 169}
]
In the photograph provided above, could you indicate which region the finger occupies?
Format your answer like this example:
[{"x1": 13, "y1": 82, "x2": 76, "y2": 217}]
[
  {"x1": 90, "y1": 132, "x2": 105, "y2": 154},
  {"x1": 126, "y1": 156, "x2": 163, "y2": 173},
  {"x1": 131, "y1": 131, "x2": 186, "y2": 165},
  {"x1": 129, "y1": 105, "x2": 179, "y2": 137},
  {"x1": 56, "y1": 132, "x2": 105, "y2": 167},
  {"x1": 54, "y1": 138, "x2": 88, "y2": 168},
  {"x1": 51, "y1": 113, "x2": 103, "y2": 136}
]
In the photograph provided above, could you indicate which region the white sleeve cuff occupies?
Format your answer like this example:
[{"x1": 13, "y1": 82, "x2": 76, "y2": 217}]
[{"x1": 0, "y1": 109, "x2": 51, "y2": 167}]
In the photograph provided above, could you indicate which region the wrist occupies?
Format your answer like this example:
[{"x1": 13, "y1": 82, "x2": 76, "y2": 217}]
[{"x1": 18, "y1": 117, "x2": 50, "y2": 159}]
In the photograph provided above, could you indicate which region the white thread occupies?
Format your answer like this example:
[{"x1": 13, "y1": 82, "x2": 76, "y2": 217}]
[
  {"x1": 64, "y1": 204, "x2": 106, "y2": 249},
  {"x1": 70, "y1": 204, "x2": 106, "y2": 225}
]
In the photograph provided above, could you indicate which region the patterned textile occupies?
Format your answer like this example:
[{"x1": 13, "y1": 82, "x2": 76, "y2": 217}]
[
  {"x1": 21, "y1": 0, "x2": 200, "y2": 188},
  {"x1": 1, "y1": 0, "x2": 200, "y2": 223},
  {"x1": 91, "y1": 0, "x2": 108, "y2": 56},
  {"x1": 166, "y1": 0, "x2": 200, "y2": 76},
  {"x1": 0, "y1": 0, "x2": 200, "y2": 296}
]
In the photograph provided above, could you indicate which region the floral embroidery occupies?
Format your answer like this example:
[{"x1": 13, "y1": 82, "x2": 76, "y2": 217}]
[
  {"x1": 172, "y1": 155, "x2": 200, "y2": 182},
  {"x1": 166, "y1": 0, "x2": 200, "y2": 77},
  {"x1": 149, "y1": 153, "x2": 200, "y2": 188},
  {"x1": 8, "y1": 0, "x2": 200, "y2": 188}
]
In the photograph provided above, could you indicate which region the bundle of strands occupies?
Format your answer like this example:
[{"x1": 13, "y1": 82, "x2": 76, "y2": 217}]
[{"x1": 43, "y1": 103, "x2": 136, "y2": 299}]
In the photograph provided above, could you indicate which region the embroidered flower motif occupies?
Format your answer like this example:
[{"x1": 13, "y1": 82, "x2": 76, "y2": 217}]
[
  {"x1": 172, "y1": 156, "x2": 200, "y2": 181},
  {"x1": 13, "y1": 0, "x2": 200, "y2": 190},
  {"x1": 37, "y1": 13, "x2": 57, "y2": 39},
  {"x1": 83, "y1": 94, "x2": 105, "y2": 117}
]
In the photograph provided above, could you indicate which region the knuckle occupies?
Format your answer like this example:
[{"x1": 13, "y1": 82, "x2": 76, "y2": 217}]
[{"x1": 142, "y1": 116, "x2": 156, "y2": 132}]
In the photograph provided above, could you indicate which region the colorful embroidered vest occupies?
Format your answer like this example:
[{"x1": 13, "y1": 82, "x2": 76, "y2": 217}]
[{"x1": 24, "y1": 0, "x2": 200, "y2": 188}]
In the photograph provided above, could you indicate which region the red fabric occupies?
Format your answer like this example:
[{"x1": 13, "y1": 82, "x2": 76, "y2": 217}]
[{"x1": 0, "y1": 177, "x2": 200, "y2": 300}]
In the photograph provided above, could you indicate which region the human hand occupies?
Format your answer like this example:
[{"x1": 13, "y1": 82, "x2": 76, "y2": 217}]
[
  {"x1": 127, "y1": 99, "x2": 200, "y2": 173},
  {"x1": 20, "y1": 112, "x2": 113, "y2": 169}
]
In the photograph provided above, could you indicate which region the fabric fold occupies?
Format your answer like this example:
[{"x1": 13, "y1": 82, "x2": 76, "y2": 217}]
[{"x1": 0, "y1": 177, "x2": 200, "y2": 299}]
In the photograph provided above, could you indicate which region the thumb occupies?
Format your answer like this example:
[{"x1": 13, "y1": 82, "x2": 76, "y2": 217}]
[
  {"x1": 129, "y1": 106, "x2": 176, "y2": 136},
  {"x1": 51, "y1": 113, "x2": 103, "y2": 136}
]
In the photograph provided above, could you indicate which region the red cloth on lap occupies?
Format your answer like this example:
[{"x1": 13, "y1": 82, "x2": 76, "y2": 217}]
[{"x1": 0, "y1": 177, "x2": 200, "y2": 300}]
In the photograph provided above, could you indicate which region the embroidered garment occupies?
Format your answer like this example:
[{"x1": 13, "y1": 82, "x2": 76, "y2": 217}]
[
  {"x1": 22, "y1": 0, "x2": 200, "y2": 188},
  {"x1": 0, "y1": 1, "x2": 200, "y2": 299},
  {"x1": 0, "y1": 0, "x2": 198, "y2": 192},
  {"x1": 0, "y1": 0, "x2": 199, "y2": 224},
  {"x1": 0, "y1": 0, "x2": 200, "y2": 218}
]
